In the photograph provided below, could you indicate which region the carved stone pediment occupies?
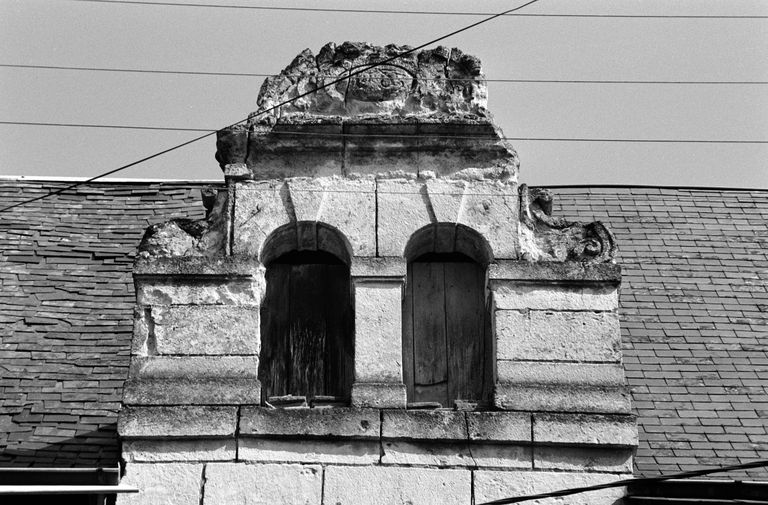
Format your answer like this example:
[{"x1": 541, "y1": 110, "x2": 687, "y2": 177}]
[{"x1": 519, "y1": 184, "x2": 617, "y2": 263}]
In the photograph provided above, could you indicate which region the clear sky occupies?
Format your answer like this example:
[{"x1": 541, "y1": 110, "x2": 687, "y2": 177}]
[{"x1": 1, "y1": 0, "x2": 766, "y2": 188}]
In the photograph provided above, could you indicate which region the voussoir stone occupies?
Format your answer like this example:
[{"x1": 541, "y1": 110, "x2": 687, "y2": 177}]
[{"x1": 239, "y1": 407, "x2": 380, "y2": 439}]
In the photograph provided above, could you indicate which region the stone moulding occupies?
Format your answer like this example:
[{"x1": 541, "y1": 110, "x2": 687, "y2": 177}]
[
  {"x1": 217, "y1": 118, "x2": 520, "y2": 181},
  {"x1": 519, "y1": 184, "x2": 618, "y2": 263},
  {"x1": 118, "y1": 407, "x2": 636, "y2": 475}
]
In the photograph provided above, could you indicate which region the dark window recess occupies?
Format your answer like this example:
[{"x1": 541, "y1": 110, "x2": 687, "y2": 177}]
[
  {"x1": 403, "y1": 252, "x2": 493, "y2": 408},
  {"x1": 259, "y1": 250, "x2": 354, "y2": 404}
]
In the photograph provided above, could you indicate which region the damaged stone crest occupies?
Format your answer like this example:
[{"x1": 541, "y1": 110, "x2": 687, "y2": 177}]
[{"x1": 255, "y1": 41, "x2": 489, "y2": 121}]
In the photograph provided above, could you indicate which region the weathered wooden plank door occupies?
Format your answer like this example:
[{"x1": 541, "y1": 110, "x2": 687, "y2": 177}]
[
  {"x1": 259, "y1": 251, "x2": 353, "y2": 402},
  {"x1": 403, "y1": 256, "x2": 491, "y2": 407}
]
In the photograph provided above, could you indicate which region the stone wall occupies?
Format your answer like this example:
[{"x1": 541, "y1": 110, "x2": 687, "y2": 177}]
[
  {"x1": 119, "y1": 407, "x2": 633, "y2": 505},
  {"x1": 120, "y1": 253, "x2": 634, "y2": 504}
]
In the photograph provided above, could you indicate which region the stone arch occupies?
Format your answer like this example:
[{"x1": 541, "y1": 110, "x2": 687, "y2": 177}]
[
  {"x1": 258, "y1": 222, "x2": 354, "y2": 405},
  {"x1": 259, "y1": 221, "x2": 353, "y2": 267},
  {"x1": 404, "y1": 223, "x2": 493, "y2": 265},
  {"x1": 402, "y1": 223, "x2": 494, "y2": 407}
]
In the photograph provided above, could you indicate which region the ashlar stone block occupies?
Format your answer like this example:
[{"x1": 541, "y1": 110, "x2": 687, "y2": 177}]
[
  {"x1": 129, "y1": 356, "x2": 259, "y2": 379},
  {"x1": 233, "y1": 180, "x2": 292, "y2": 257},
  {"x1": 238, "y1": 438, "x2": 379, "y2": 465},
  {"x1": 493, "y1": 282, "x2": 618, "y2": 311},
  {"x1": 123, "y1": 378, "x2": 261, "y2": 405},
  {"x1": 382, "y1": 409, "x2": 467, "y2": 441},
  {"x1": 151, "y1": 306, "x2": 260, "y2": 355},
  {"x1": 123, "y1": 439, "x2": 236, "y2": 462},
  {"x1": 350, "y1": 382, "x2": 407, "y2": 408},
  {"x1": 136, "y1": 277, "x2": 263, "y2": 306},
  {"x1": 203, "y1": 463, "x2": 323, "y2": 505},
  {"x1": 532, "y1": 412, "x2": 638, "y2": 447},
  {"x1": 377, "y1": 179, "x2": 432, "y2": 257},
  {"x1": 496, "y1": 310, "x2": 620, "y2": 363},
  {"x1": 324, "y1": 465, "x2": 471, "y2": 505},
  {"x1": 469, "y1": 443, "x2": 532, "y2": 469},
  {"x1": 381, "y1": 440, "x2": 474, "y2": 467},
  {"x1": 457, "y1": 182, "x2": 518, "y2": 259},
  {"x1": 495, "y1": 383, "x2": 631, "y2": 415},
  {"x1": 124, "y1": 357, "x2": 261, "y2": 405},
  {"x1": 239, "y1": 406, "x2": 380, "y2": 439},
  {"x1": 496, "y1": 360, "x2": 626, "y2": 387},
  {"x1": 495, "y1": 361, "x2": 631, "y2": 414},
  {"x1": 353, "y1": 281, "x2": 404, "y2": 383},
  {"x1": 534, "y1": 446, "x2": 634, "y2": 473},
  {"x1": 467, "y1": 411, "x2": 531, "y2": 443},
  {"x1": 119, "y1": 406, "x2": 237, "y2": 438},
  {"x1": 316, "y1": 178, "x2": 376, "y2": 257},
  {"x1": 117, "y1": 463, "x2": 202, "y2": 505},
  {"x1": 474, "y1": 470, "x2": 629, "y2": 505}
]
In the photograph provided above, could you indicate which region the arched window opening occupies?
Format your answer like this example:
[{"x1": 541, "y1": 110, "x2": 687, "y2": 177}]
[
  {"x1": 259, "y1": 226, "x2": 353, "y2": 406},
  {"x1": 403, "y1": 225, "x2": 493, "y2": 408}
]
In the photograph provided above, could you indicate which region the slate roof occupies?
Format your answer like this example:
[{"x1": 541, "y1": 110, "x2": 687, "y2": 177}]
[{"x1": 0, "y1": 178, "x2": 766, "y2": 480}]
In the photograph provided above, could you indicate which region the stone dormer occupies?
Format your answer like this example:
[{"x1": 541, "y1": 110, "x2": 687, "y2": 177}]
[{"x1": 118, "y1": 42, "x2": 636, "y2": 505}]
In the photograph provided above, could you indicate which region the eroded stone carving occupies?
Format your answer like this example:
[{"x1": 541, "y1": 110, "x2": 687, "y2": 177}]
[
  {"x1": 519, "y1": 184, "x2": 617, "y2": 263},
  {"x1": 255, "y1": 41, "x2": 489, "y2": 122},
  {"x1": 139, "y1": 188, "x2": 228, "y2": 258},
  {"x1": 215, "y1": 42, "x2": 519, "y2": 180}
]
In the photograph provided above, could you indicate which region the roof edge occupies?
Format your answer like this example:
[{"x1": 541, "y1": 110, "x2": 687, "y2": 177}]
[
  {"x1": 0, "y1": 175, "x2": 766, "y2": 192},
  {"x1": 0, "y1": 175, "x2": 222, "y2": 184},
  {"x1": 533, "y1": 182, "x2": 768, "y2": 192}
]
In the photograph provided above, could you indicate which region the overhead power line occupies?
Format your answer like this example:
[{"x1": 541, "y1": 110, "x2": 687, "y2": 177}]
[
  {"x1": 3, "y1": 121, "x2": 768, "y2": 144},
  {"x1": 0, "y1": 0, "x2": 542, "y2": 214},
  {"x1": 0, "y1": 121, "x2": 212, "y2": 132},
  {"x1": 3, "y1": 63, "x2": 767, "y2": 85},
  {"x1": 69, "y1": 0, "x2": 768, "y2": 19}
]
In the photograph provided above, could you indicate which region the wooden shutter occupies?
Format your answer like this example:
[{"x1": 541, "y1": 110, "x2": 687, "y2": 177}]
[
  {"x1": 259, "y1": 253, "x2": 353, "y2": 402},
  {"x1": 403, "y1": 257, "x2": 491, "y2": 407}
]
